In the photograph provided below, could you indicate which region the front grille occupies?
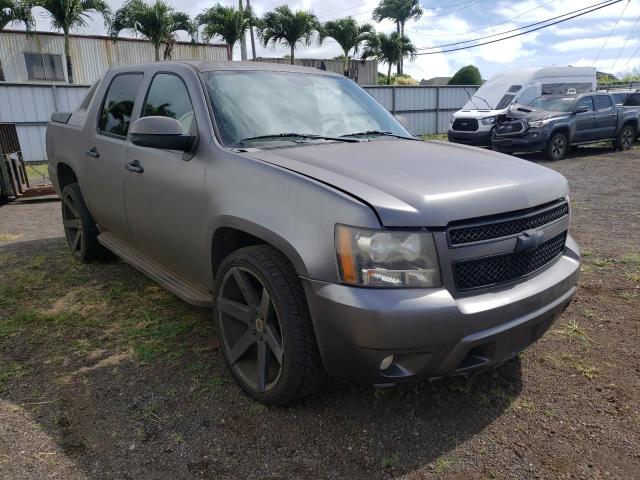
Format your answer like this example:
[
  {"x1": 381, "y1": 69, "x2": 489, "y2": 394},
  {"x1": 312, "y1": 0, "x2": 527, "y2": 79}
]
[
  {"x1": 452, "y1": 118, "x2": 479, "y2": 131},
  {"x1": 453, "y1": 232, "x2": 567, "y2": 291},
  {"x1": 448, "y1": 201, "x2": 569, "y2": 246},
  {"x1": 496, "y1": 120, "x2": 524, "y2": 135}
]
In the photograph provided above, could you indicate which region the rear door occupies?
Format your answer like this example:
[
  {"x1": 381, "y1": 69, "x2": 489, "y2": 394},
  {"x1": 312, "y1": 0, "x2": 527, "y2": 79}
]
[
  {"x1": 593, "y1": 95, "x2": 617, "y2": 139},
  {"x1": 572, "y1": 96, "x2": 596, "y2": 143},
  {"x1": 123, "y1": 69, "x2": 208, "y2": 281},
  {"x1": 83, "y1": 72, "x2": 144, "y2": 240}
]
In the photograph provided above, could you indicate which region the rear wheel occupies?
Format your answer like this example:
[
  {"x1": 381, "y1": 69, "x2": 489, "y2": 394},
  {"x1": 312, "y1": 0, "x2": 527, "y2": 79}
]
[
  {"x1": 545, "y1": 132, "x2": 568, "y2": 161},
  {"x1": 61, "y1": 183, "x2": 107, "y2": 262},
  {"x1": 614, "y1": 124, "x2": 635, "y2": 151},
  {"x1": 214, "y1": 245, "x2": 326, "y2": 405}
]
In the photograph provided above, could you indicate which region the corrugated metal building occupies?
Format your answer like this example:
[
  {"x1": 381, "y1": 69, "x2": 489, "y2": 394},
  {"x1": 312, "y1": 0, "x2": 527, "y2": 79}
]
[
  {"x1": 0, "y1": 30, "x2": 229, "y2": 84},
  {"x1": 255, "y1": 57, "x2": 377, "y2": 86}
]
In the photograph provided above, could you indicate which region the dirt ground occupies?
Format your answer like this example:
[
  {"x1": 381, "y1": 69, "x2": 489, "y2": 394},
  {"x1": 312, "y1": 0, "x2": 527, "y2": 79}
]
[{"x1": 0, "y1": 145, "x2": 639, "y2": 480}]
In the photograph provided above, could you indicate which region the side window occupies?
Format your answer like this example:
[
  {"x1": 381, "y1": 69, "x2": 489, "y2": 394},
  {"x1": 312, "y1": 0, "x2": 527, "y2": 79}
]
[
  {"x1": 575, "y1": 96, "x2": 594, "y2": 111},
  {"x1": 24, "y1": 53, "x2": 65, "y2": 81},
  {"x1": 142, "y1": 73, "x2": 196, "y2": 135},
  {"x1": 624, "y1": 93, "x2": 640, "y2": 106},
  {"x1": 594, "y1": 95, "x2": 612, "y2": 111},
  {"x1": 98, "y1": 73, "x2": 143, "y2": 138}
]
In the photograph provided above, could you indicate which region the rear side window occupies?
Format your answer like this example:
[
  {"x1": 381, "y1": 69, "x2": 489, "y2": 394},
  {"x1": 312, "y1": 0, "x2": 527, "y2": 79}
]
[
  {"x1": 575, "y1": 96, "x2": 594, "y2": 111},
  {"x1": 624, "y1": 93, "x2": 640, "y2": 106},
  {"x1": 98, "y1": 73, "x2": 143, "y2": 137},
  {"x1": 594, "y1": 95, "x2": 612, "y2": 110},
  {"x1": 142, "y1": 73, "x2": 196, "y2": 135}
]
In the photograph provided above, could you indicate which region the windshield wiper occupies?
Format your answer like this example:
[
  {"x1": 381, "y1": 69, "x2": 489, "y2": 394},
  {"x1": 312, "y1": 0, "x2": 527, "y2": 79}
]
[
  {"x1": 473, "y1": 95, "x2": 494, "y2": 110},
  {"x1": 237, "y1": 132, "x2": 360, "y2": 145},
  {"x1": 340, "y1": 130, "x2": 418, "y2": 140}
]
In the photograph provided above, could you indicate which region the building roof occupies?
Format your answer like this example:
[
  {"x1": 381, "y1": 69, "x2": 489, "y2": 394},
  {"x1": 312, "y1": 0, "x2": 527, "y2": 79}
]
[
  {"x1": 0, "y1": 29, "x2": 227, "y2": 49},
  {"x1": 420, "y1": 76, "x2": 452, "y2": 86}
]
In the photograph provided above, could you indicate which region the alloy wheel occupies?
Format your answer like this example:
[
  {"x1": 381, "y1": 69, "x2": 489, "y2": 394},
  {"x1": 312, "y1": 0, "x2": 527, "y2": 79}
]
[
  {"x1": 552, "y1": 136, "x2": 566, "y2": 159},
  {"x1": 217, "y1": 266, "x2": 284, "y2": 393},
  {"x1": 622, "y1": 127, "x2": 634, "y2": 149},
  {"x1": 62, "y1": 191, "x2": 83, "y2": 255}
]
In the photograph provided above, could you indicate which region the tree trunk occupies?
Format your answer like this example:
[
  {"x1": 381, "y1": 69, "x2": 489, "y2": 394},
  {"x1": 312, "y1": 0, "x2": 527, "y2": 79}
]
[
  {"x1": 227, "y1": 42, "x2": 233, "y2": 61},
  {"x1": 387, "y1": 62, "x2": 392, "y2": 85},
  {"x1": 238, "y1": 0, "x2": 247, "y2": 61},
  {"x1": 290, "y1": 44, "x2": 295, "y2": 65},
  {"x1": 64, "y1": 30, "x2": 73, "y2": 84},
  {"x1": 154, "y1": 44, "x2": 160, "y2": 61},
  {"x1": 344, "y1": 50, "x2": 349, "y2": 77},
  {"x1": 399, "y1": 21, "x2": 405, "y2": 76},
  {"x1": 245, "y1": 0, "x2": 257, "y2": 60},
  {"x1": 396, "y1": 22, "x2": 401, "y2": 75}
]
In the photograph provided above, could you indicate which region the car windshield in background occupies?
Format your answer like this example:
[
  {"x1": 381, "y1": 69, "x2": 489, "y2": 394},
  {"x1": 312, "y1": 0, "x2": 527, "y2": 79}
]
[
  {"x1": 203, "y1": 71, "x2": 411, "y2": 148},
  {"x1": 528, "y1": 96, "x2": 575, "y2": 112}
]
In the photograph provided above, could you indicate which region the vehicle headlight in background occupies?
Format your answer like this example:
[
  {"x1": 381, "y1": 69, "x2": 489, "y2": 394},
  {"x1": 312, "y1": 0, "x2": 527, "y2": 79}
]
[
  {"x1": 335, "y1": 225, "x2": 441, "y2": 288},
  {"x1": 528, "y1": 118, "x2": 552, "y2": 128},
  {"x1": 481, "y1": 116, "x2": 496, "y2": 125}
]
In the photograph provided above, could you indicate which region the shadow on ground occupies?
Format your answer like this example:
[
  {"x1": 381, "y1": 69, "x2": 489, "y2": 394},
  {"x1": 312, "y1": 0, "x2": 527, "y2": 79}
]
[{"x1": 0, "y1": 237, "x2": 523, "y2": 479}]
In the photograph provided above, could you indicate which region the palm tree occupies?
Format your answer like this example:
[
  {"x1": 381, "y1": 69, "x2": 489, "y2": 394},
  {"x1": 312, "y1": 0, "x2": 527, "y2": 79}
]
[
  {"x1": 372, "y1": 0, "x2": 422, "y2": 74},
  {"x1": 259, "y1": 5, "x2": 319, "y2": 65},
  {"x1": 111, "y1": 0, "x2": 196, "y2": 62},
  {"x1": 1, "y1": 0, "x2": 36, "y2": 31},
  {"x1": 319, "y1": 17, "x2": 374, "y2": 76},
  {"x1": 37, "y1": 0, "x2": 111, "y2": 83},
  {"x1": 196, "y1": 4, "x2": 255, "y2": 61},
  {"x1": 362, "y1": 31, "x2": 416, "y2": 85}
]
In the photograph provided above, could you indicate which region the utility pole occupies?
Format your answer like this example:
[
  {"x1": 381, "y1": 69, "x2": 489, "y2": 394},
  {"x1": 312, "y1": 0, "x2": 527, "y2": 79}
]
[
  {"x1": 239, "y1": 0, "x2": 248, "y2": 61},
  {"x1": 245, "y1": 0, "x2": 257, "y2": 60}
]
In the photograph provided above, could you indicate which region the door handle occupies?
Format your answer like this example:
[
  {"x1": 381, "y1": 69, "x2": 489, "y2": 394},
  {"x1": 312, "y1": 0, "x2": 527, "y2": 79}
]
[
  {"x1": 126, "y1": 159, "x2": 144, "y2": 173},
  {"x1": 590, "y1": 115, "x2": 596, "y2": 119},
  {"x1": 609, "y1": 113, "x2": 616, "y2": 117},
  {"x1": 85, "y1": 146, "x2": 100, "y2": 158}
]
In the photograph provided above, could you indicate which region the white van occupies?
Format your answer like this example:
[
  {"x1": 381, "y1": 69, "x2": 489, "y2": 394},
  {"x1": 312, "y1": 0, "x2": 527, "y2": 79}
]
[{"x1": 447, "y1": 66, "x2": 597, "y2": 147}]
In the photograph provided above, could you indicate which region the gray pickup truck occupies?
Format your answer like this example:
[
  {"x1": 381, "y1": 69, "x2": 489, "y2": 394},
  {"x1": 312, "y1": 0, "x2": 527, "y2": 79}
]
[
  {"x1": 492, "y1": 92, "x2": 639, "y2": 160},
  {"x1": 47, "y1": 61, "x2": 580, "y2": 405}
]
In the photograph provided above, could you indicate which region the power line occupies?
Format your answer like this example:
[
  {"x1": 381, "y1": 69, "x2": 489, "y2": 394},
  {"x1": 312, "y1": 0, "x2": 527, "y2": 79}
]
[
  {"x1": 417, "y1": 0, "x2": 620, "y2": 51},
  {"x1": 415, "y1": 0, "x2": 623, "y2": 55},
  {"x1": 593, "y1": 0, "x2": 630, "y2": 63},
  {"x1": 619, "y1": 42, "x2": 640, "y2": 72},
  {"x1": 610, "y1": 13, "x2": 640, "y2": 72}
]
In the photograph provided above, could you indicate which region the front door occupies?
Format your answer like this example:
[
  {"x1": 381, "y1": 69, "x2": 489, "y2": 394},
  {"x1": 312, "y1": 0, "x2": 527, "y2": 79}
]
[
  {"x1": 123, "y1": 71, "x2": 208, "y2": 281},
  {"x1": 571, "y1": 96, "x2": 596, "y2": 143},
  {"x1": 83, "y1": 72, "x2": 144, "y2": 241},
  {"x1": 593, "y1": 95, "x2": 617, "y2": 140}
]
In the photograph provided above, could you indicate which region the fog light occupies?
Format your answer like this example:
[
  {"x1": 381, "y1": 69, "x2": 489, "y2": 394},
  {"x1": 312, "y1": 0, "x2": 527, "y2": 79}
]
[{"x1": 380, "y1": 355, "x2": 394, "y2": 370}]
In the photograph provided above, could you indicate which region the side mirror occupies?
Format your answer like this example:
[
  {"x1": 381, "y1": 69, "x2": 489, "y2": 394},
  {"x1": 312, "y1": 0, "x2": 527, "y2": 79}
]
[
  {"x1": 573, "y1": 105, "x2": 590, "y2": 114},
  {"x1": 129, "y1": 116, "x2": 196, "y2": 151}
]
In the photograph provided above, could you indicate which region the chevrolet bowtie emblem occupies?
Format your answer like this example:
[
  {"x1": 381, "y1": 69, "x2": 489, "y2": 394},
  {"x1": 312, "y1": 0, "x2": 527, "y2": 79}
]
[{"x1": 515, "y1": 229, "x2": 545, "y2": 253}]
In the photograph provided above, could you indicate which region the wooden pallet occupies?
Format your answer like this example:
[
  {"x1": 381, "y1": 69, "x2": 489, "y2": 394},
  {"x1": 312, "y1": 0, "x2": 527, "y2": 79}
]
[{"x1": 0, "y1": 152, "x2": 55, "y2": 199}]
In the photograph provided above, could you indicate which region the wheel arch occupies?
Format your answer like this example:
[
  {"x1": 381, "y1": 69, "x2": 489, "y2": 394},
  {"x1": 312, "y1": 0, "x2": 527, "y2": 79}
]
[
  {"x1": 56, "y1": 163, "x2": 78, "y2": 191},
  {"x1": 210, "y1": 218, "x2": 309, "y2": 281},
  {"x1": 549, "y1": 125, "x2": 571, "y2": 143}
]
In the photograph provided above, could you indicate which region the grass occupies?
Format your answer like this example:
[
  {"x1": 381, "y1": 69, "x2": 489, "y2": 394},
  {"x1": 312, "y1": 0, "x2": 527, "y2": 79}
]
[
  {"x1": 574, "y1": 363, "x2": 600, "y2": 379},
  {"x1": 434, "y1": 453, "x2": 456, "y2": 473},
  {"x1": 24, "y1": 162, "x2": 49, "y2": 182},
  {"x1": 381, "y1": 454, "x2": 400, "y2": 469},
  {"x1": 0, "y1": 360, "x2": 33, "y2": 393},
  {"x1": 421, "y1": 133, "x2": 448, "y2": 142},
  {"x1": 554, "y1": 319, "x2": 592, "y2": 346}
]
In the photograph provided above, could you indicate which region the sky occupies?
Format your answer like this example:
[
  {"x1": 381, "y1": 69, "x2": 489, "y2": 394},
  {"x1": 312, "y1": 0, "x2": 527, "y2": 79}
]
[{"x1": 19, "y1": 0, "x2": 640, "y2": 81}]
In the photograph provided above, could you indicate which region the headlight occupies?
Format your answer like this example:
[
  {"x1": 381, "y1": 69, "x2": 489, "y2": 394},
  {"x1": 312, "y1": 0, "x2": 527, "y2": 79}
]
[
  {"x1": 481, "y1": 116, "x2": 496, "y2": 125},
  {"x1": 528, "y1": 119, "x2": 552, "y2": 128},
  {"x1": 335, "y1": 225, "x2": 441, "y2": 288}
]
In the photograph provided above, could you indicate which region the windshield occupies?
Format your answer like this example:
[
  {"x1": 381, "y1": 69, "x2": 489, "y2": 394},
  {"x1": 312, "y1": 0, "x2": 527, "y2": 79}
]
[
  {"x1": 528, "y1": 96, "x2": 575, "y2": 112},
  {"x1": 204, "y1": 71, "x2": 411, "y2": 147},
  {"x1": 463, "y1": 83, "x2": 522, "y2": 110}
]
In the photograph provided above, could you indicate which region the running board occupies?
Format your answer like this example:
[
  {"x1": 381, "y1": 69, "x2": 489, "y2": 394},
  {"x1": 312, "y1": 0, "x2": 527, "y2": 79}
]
[{"x1": 98, "y1": 232, "x2": 213, "y2": 308}]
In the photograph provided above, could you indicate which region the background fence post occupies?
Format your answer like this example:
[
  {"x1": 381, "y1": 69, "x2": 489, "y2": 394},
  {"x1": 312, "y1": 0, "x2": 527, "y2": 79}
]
[{"x1": 435, "y1": 86, "x2": 440, "y2": 135}]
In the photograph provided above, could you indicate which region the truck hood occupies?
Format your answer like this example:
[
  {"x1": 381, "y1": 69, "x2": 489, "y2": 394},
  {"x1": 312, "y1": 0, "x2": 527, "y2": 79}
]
[
  {"x1": 246, "y1": 140, "x2": 569, "y2": 227},
  {"x1": 503, "y1": 103, "x2": 571, "y2": 122}
]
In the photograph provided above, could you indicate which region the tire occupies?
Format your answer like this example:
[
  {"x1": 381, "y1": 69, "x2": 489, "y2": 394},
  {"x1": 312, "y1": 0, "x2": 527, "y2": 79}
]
[
  {"x1": 614, "y1": 124, "x2": 635, "y2": 151},
  {"x1": 60, "y1": 183, "x2": 107, "y2": 262},
  {"x1": 544, "y1": 132, "x2": 568, "y2": 161},
  {"x1": 213, "y1": 245, "x2": 326, "y2": 405}
]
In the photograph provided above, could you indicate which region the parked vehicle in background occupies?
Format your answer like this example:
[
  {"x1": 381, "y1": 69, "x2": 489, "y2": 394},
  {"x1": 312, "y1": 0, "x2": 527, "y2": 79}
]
[
  {"x1": 597, "y1": 88, "x2": 639, "y2": 105},
  {"x1": 492, "y1": 92, "x2": 639, "y2": 160},
  {"x1": 447, "y1": 66, "x2": 597, "y2": 147},
  {"x1": 47, "y1": 61, "x2": 580, "y2": 405}
]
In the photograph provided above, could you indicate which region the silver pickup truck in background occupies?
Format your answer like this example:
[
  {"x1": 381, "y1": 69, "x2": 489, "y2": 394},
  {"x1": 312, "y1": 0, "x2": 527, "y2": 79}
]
[{"x1": 47, "y1": 61, "x2": 580, "y2": 405}]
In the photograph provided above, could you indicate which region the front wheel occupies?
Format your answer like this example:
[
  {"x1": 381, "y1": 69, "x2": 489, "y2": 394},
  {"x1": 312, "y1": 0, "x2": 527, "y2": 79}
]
[
  {"x1": 614, "y1": 124, "x2": 635, "y2": 151},
  {"x1": 214, "y1": 245, "x2": 326, "y2": 405},
  {"x1": 545, "y1": 132, "x2": 568, "y2": 161}
]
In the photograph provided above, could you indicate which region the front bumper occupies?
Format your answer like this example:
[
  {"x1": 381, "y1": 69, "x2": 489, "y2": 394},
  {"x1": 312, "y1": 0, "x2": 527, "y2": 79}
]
[
  {"x1": 492, "y1": 128, "x2": 550, "y2": 153},
  {"x1": 447, "y1": 129, "x2": 492, "y2": 147},
  {"x1": 303, "y1": 236, "x2": 580, "y2": 383}
]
